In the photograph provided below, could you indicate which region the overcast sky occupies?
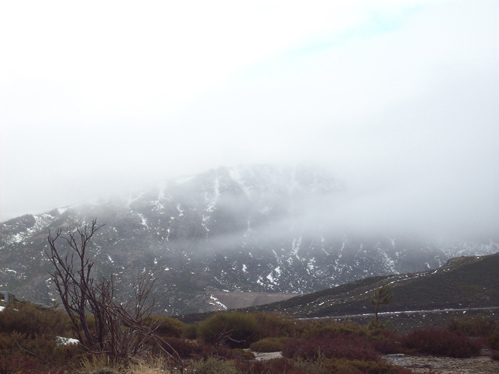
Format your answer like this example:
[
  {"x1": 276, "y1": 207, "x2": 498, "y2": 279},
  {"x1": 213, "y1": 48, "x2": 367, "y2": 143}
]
[{"x1": 1, "y1": 0, "x2": 498, "y2": 233}]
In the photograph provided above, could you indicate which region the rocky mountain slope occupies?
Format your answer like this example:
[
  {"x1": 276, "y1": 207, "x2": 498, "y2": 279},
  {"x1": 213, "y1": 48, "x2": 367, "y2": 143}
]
[
  {"x1": 250, "y1": 252, "x2": 499, "y2": 318},
  {"x1": 1, "y1": 164, "x2": 498, "y2": 315}
]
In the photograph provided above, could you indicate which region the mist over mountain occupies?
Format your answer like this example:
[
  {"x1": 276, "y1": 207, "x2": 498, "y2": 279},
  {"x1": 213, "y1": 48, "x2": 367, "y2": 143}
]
[{"x1": 1, "y1": 164, "x2": 498, "y2": 315}]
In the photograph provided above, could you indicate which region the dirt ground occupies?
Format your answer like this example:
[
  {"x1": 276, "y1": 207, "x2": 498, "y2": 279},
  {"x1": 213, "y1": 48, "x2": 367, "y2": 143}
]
[
  {"x1": 250, "y1": 351, "x2": 499, "y2": 373},
  {"x1": 210, "y1": 291, "x2": 300, "y2": 309},
  {"x1": 383, "y1": 353, "x2": 499, "y2": 374}
]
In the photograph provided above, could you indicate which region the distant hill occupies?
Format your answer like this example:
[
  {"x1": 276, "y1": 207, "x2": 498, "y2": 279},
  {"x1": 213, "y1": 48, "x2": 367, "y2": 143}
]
[
  {"x1": 1, "y1": 164, "x2": 498, "y2": 315},
  {"x1": 249, "y1": 252, "x2": 499, "y2": 319}
]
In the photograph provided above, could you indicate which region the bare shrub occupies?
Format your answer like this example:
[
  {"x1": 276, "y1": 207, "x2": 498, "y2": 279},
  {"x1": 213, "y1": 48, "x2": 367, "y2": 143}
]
[{"x1": 45, "y1": 219, "x2": 180, "y2": 366}]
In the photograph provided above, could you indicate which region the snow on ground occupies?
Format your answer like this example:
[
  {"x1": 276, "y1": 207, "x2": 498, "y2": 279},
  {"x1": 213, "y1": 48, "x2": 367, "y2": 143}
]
[
  {"x1": 228, "y1": 167, "x2": 251, "y2": 198},
  {"x1": 209, "y1": 295, "x2": 227, "y2": 310},
  {"x1": 56, "y1": 336, "x2": 79, "y2": 346},
  {"x1": 137, "y1": 213, "x2": 149, "y2": 228}
]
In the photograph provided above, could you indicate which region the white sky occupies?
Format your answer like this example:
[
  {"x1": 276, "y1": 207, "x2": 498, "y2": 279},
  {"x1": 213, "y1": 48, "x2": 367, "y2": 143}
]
[{"x1": 1, "y1": 0, "x2": 498, "y2": 236}]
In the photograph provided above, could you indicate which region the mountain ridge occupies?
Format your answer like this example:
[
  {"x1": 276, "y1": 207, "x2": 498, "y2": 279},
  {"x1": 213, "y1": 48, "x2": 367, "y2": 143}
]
[
  {"x1": 245, "y1": 252, "x2": 499, "y2": 323},
  {"x1": 1, "y1": 164, "x2": 498, "y2": 315}
]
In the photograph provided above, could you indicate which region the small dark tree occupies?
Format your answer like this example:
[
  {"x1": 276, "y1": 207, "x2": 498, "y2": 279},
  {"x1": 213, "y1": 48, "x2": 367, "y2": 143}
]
[
  {"x1": 369, "y1": 282, "x2": 393, "y2": 329},
  {"x1": 46, "y1": 219, "x2": 181, "y2": 366}
]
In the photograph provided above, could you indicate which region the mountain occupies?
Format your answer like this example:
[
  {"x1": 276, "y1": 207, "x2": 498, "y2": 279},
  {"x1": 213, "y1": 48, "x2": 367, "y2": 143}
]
[{"x1": 1, "y1": 164, "x2": 498, "y2": 315}]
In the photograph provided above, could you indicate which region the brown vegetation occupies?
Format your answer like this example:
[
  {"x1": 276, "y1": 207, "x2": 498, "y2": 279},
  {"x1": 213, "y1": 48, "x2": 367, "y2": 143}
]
[{"x1": 1, "y1": 305, "x2": 499, "y2": 373}]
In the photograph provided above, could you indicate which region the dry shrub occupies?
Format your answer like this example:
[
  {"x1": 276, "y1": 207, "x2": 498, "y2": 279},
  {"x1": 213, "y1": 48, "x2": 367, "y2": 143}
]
[
  {"x1": 447, "y1": 314, "x2": 498, "y2": 337},
  {"x1": 250, "y1": 337, "x2": 291, "y2": 352},
  {"x1": 487, "y1": 331, "x2": 499, "y2": 350},
  {"x1": 71, "y1": 354, "x2": 174, "y2": 374},
  {"x1": 402, "y1": 328, "x2": 482, "y2": 358},
  {"x1": 236, "y1": 356, "x2": 411, "y2": 374},
  {"x1": 0, "y1": 353, "x2": 58, "y2": 374},
  {"x1": 203, "y1": 345, "x2": 251, "y2": 361},
  {"x1": 323, "y1": 357, "x2": 412, "y2": 374},
  {"x1": 156, "y1": 337, "x2": 203, "y2": 359},
  {"x1": 173, "y1": 340, "x2": 250, "y2": 361},
  {"x1": 368, "y1": 329, "x2": 403, "y2": 354},
  {"x1": 253, "y1": 312, "x2": 296, "y2": 339},
  {"x1": 0, "y1": 331, "x2": 82, "y2": 366},
  {"x1": 0, "y1": 300, "x2": 78, "y2": 370},
  {"x1": 71, "y1": 354, "x2": 114, "y2": 374},
  {"x1": 141, "y1": 316, "x2": 186, "y2": 338},
  {"x1": 282, "y1": 334, "x2": 379, "y2": 362},
  {"x1": 181, "y1": 324, "x2": 198, "y2": 340},
  {"x1": 235, "y1": 357, "x2": 318, "y2": 374},
  {"x1": 0, "y1": 302, "x2": 70, "y2": 337},
  {"x1": 197, "y1": 312, "x2": 258, "y2": 348},
  {"x1": 191, "y1": 357, "x2": 237, "y2": 374},
  {"x1": 231, "y1": 348, "x2": 255, "y2": 360},
  {"x1": 126, "y1": 355, "x2": 173, "y2": 374},
  {"x1": 300, "y1": 320, "x2": 368, "y2": 340}
]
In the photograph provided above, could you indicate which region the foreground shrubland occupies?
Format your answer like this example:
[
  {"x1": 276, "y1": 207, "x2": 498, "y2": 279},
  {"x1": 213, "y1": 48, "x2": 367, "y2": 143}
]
[{"x1": 0, "y1": 302, "x2": 497, "y2": 373}]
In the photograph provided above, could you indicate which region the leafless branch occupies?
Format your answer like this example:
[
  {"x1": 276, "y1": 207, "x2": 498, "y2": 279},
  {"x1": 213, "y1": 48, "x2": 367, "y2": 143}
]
[{"x1": 45, "y1": 219, "x2": 180, "y2": 366}]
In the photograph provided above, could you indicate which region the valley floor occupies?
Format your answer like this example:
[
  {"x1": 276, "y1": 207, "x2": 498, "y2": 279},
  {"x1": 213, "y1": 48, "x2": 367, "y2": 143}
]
[
  {"x1": 250, "y1": 350, "x2": 499, "y2": 373},
  {"x1": 383, "y1": 354, "x2": 499, "y2": 374}
]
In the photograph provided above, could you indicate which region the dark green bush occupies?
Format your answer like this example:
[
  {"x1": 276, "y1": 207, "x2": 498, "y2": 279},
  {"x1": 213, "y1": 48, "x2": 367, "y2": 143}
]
[
  {"x1": 141, "y1": 315, "x2": 186, "y2": 338},
  {"x1": 182, "y1": 323, "x2": 198, "y2": 340},
  {"x1": 0, "y1": 302, "x2": 70, "y2": 337},
  {"x1": 250, "y1": 337, "x2": 291, "y2": 352},
  {"x1": 253, "y1": 312, "x2": 296, "y2": 339},
  {"x1": 197, "y1": 312, "x2": 259, "y2": 348}
]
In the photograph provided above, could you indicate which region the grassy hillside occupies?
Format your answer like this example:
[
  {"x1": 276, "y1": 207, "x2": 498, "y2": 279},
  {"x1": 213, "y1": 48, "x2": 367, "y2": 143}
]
[{"x1": 249, "y1": 253, "x2": 499, "y2": 318}]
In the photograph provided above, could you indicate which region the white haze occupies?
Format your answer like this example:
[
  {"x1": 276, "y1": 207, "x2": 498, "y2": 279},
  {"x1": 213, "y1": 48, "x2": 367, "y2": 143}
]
[{"x1": 1, "y1": 1, "x2": 498, "y2": 241}]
